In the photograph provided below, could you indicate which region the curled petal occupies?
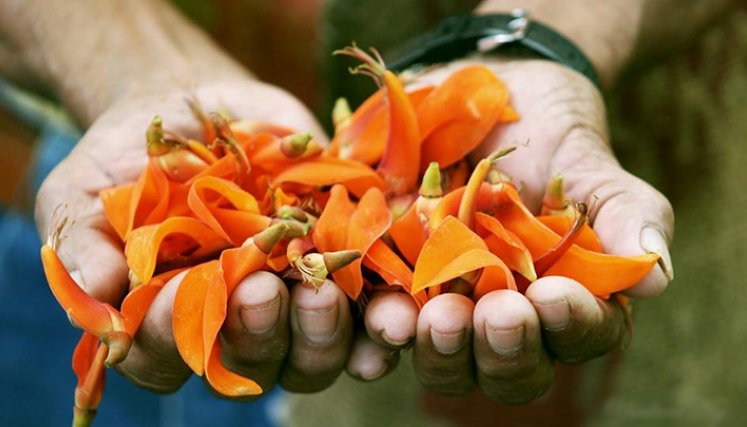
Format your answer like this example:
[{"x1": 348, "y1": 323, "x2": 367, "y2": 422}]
[
  {"x1": 121, "y1": 268, "x2": 186, "y2": 336},
  {"x1": 494, "y1": 186, "x2": 659, "y2": 295},
  {"x1": 376, "y1": 70, "x2": 420, "y2": 195},
  {"x1": 205, "y1": 341, "x2": 262, "y2": 397},
  {"x1": 389, "y1": 201, "x2": 426, "y2": 266},
  {"x1": 188, "y1": 175, "x2": 266, "y2": 244},
  {"x1": 473, "y1": 263, "x2": 516, "y2": 300},
  {"x1": 412, "y1": 216, "x2": 504, "y2": 295},
  {"x1": 331, "y1": 87, "x2": 433, "y2": 166},
  {"x1": 334, "y1": 188, "x2": 392, "y2": 299},
  {"x1": 100, "y1": 183, "x2": 135, "y2": 241},
  {"x1": 364, "y1": 239, "x2": 427, "y2": 308},
  {"x1": 173, "y1": 261, "x2": 218, "y2": 375},
  {"x1": 41, "y1": 245, "x2": 129, "y2": 362},
  {"x1": 476, "y1": 213, "x2": 536, "y2": 281},
  {"x1": 418, "y1": 65, "x2": 511, "y2": 168},
  {"x1": 272, "y1": 156, "x2": 385, "y2": 198},
  {"x1": 125, "y1": 216, "x2": 229, "y2": 284},
  {"x1": 313, "y1": 184, "x2": 356, "y2": 253}
]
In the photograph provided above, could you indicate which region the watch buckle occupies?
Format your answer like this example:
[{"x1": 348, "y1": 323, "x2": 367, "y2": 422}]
[{"x1": 477, "y1": 9, "x2": 529, "y2": 52}]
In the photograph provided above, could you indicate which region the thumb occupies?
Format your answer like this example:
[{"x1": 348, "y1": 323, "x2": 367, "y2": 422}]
[
  {"x1": 549, "y1": 129, "x2": 674, "y2": 298},
  {"x1": 35, "y1": 153, "x2": 130, "y2": 306}
]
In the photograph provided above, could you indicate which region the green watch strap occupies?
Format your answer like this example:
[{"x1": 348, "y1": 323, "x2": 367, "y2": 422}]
[{"x1": 385, "y1": 10, "x2": 601, "y2": 89}]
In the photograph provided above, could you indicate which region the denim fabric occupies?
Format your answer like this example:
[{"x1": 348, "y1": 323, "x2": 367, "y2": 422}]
[{"x1": 0, "y1": 93, "x2": 281, "y2": 427}]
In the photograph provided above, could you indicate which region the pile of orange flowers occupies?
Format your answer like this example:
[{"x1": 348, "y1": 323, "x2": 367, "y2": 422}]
[{"x1": 40, "y1": 46, "x2": 658, "y2": 426}]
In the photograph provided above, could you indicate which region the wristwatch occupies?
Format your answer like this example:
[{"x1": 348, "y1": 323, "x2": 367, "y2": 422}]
[{"x1": 385, "y1": 10, "x2": 601, "y2": 90}]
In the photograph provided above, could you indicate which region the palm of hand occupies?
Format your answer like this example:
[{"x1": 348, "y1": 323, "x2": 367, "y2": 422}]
[
  {"x1": 36, "y1": 80, "x2": 325, "y2": 304},
  {"x1": 358, "y1": 59, "x2": 673, "y2": 403},
  {"x1": 422, "y1": 58, "x2": 671, "y2": 294}
]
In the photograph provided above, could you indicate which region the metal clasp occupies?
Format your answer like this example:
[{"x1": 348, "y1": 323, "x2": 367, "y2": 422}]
[{"x1": 477, "y1": 9, "x2": 529, "y2": 52}]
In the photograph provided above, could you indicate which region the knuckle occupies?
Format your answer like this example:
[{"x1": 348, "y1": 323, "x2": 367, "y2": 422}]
[
  {"x1": 477, "y1": 355, "x2": 539, "y2": 382},
  {"x1": 280, "y1": 367, "x2": 341, "y2": 393},
  {"x1": 224, "y1": 337, "x2": 289, "y2": 367},
  {"x1": 548, "y1": 313, "x2": 625, "y2": 364},
  {"x1": 127, "y1": 376, "x2": 184, "y2": 394},
  {"x1": 415, "y1": 367, "x2": 475, "y2": 396},
  {"x1": 483, "y1": 381, "x2": 549, "y2": 405},
  {"x1": 291, "y1": 354, "x2": 345, "y2": 378},
  {"x1": 480, "y1": 360, "x2": 554, "y2": 404},
  {"x1": 116, "y1": 359, "x2": 189, "y2": 394}
]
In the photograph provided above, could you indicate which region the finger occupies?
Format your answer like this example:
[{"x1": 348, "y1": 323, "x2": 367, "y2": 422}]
[
  {"x1": 35, "y1": 155, "x2": 130, "y2": 306},
  {"x1": 116, "y1": 271, "x2": 192, "y2": 393},
  {"x1": 219, "y1": 271, "x2": 290, "y2": 396},
  {"x1": 548, "y1": 128, "x2": 674, "y2": 298},
  {"x1": 526, "y1": 277, "x2": 625, "y2": 363},
  {"x1": 346, "y1": 331, "x2": 400, "y2": 381},
  {"x1": 364, "y1": 291, "x2": 418, "y2": 348},
  {"x1": 473, "y1": 290, "x2": 554, "y2": 404},
  {"x1": 413, "y1": 294, "x2": 475, "y2": 396},
  {"x1": 280, "y1": 280, "x2": 353, "y2": 393}
]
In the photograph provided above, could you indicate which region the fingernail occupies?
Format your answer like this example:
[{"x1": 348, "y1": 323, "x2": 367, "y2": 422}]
[
  {"x1": 535, "y1": 300, "x2": 571, "y2": 331},
  {"x1": 296, "y1": 305, "x2": 339, "y2": 344},
  {"x1": 381, "y1": 330, "x2": 412, "y2": 347},
  {"x1": 69, "y1": 269, "x2": 85, "y2": 289},
  {"x1": 359, "y1": 360, "x2": 389, "y2": 381},
  {"x1": 640, "y1": 226, "x2": 674, "y2": 281},
  {"x1": 430, "y1": 328, "x2": 465, "y2": 355},
  {"x1": 485, "y1": 324, "x2": 524, "y2": 356},
  {"x1": 240, "y1": 295, "x2": 281, "y2": 335}
]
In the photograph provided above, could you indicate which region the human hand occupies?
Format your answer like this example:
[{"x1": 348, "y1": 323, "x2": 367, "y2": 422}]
[
  {"x1": 35, "y1": 80, "x2": 356, "y2": 397},
  {"x1": 353, "y1": 58, "x2": 674, "y2": 403}
]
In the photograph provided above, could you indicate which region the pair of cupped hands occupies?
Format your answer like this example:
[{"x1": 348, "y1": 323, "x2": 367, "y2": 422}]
[{"x1": 36, "y1": 57, "x2": 673, "y2": 403}]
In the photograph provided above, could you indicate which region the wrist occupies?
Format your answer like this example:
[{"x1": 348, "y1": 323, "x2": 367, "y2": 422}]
[{"x1": 475, "y1": 0, "x2": 645, "y2": 88}]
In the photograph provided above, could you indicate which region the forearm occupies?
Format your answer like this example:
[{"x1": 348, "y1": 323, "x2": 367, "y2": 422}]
[
  {"x1": 476, "y1": 0, "x2": 739, "y2": 87},
  {"x1": 0, "y1": 0, "x2": 250, "y2": 126}
]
